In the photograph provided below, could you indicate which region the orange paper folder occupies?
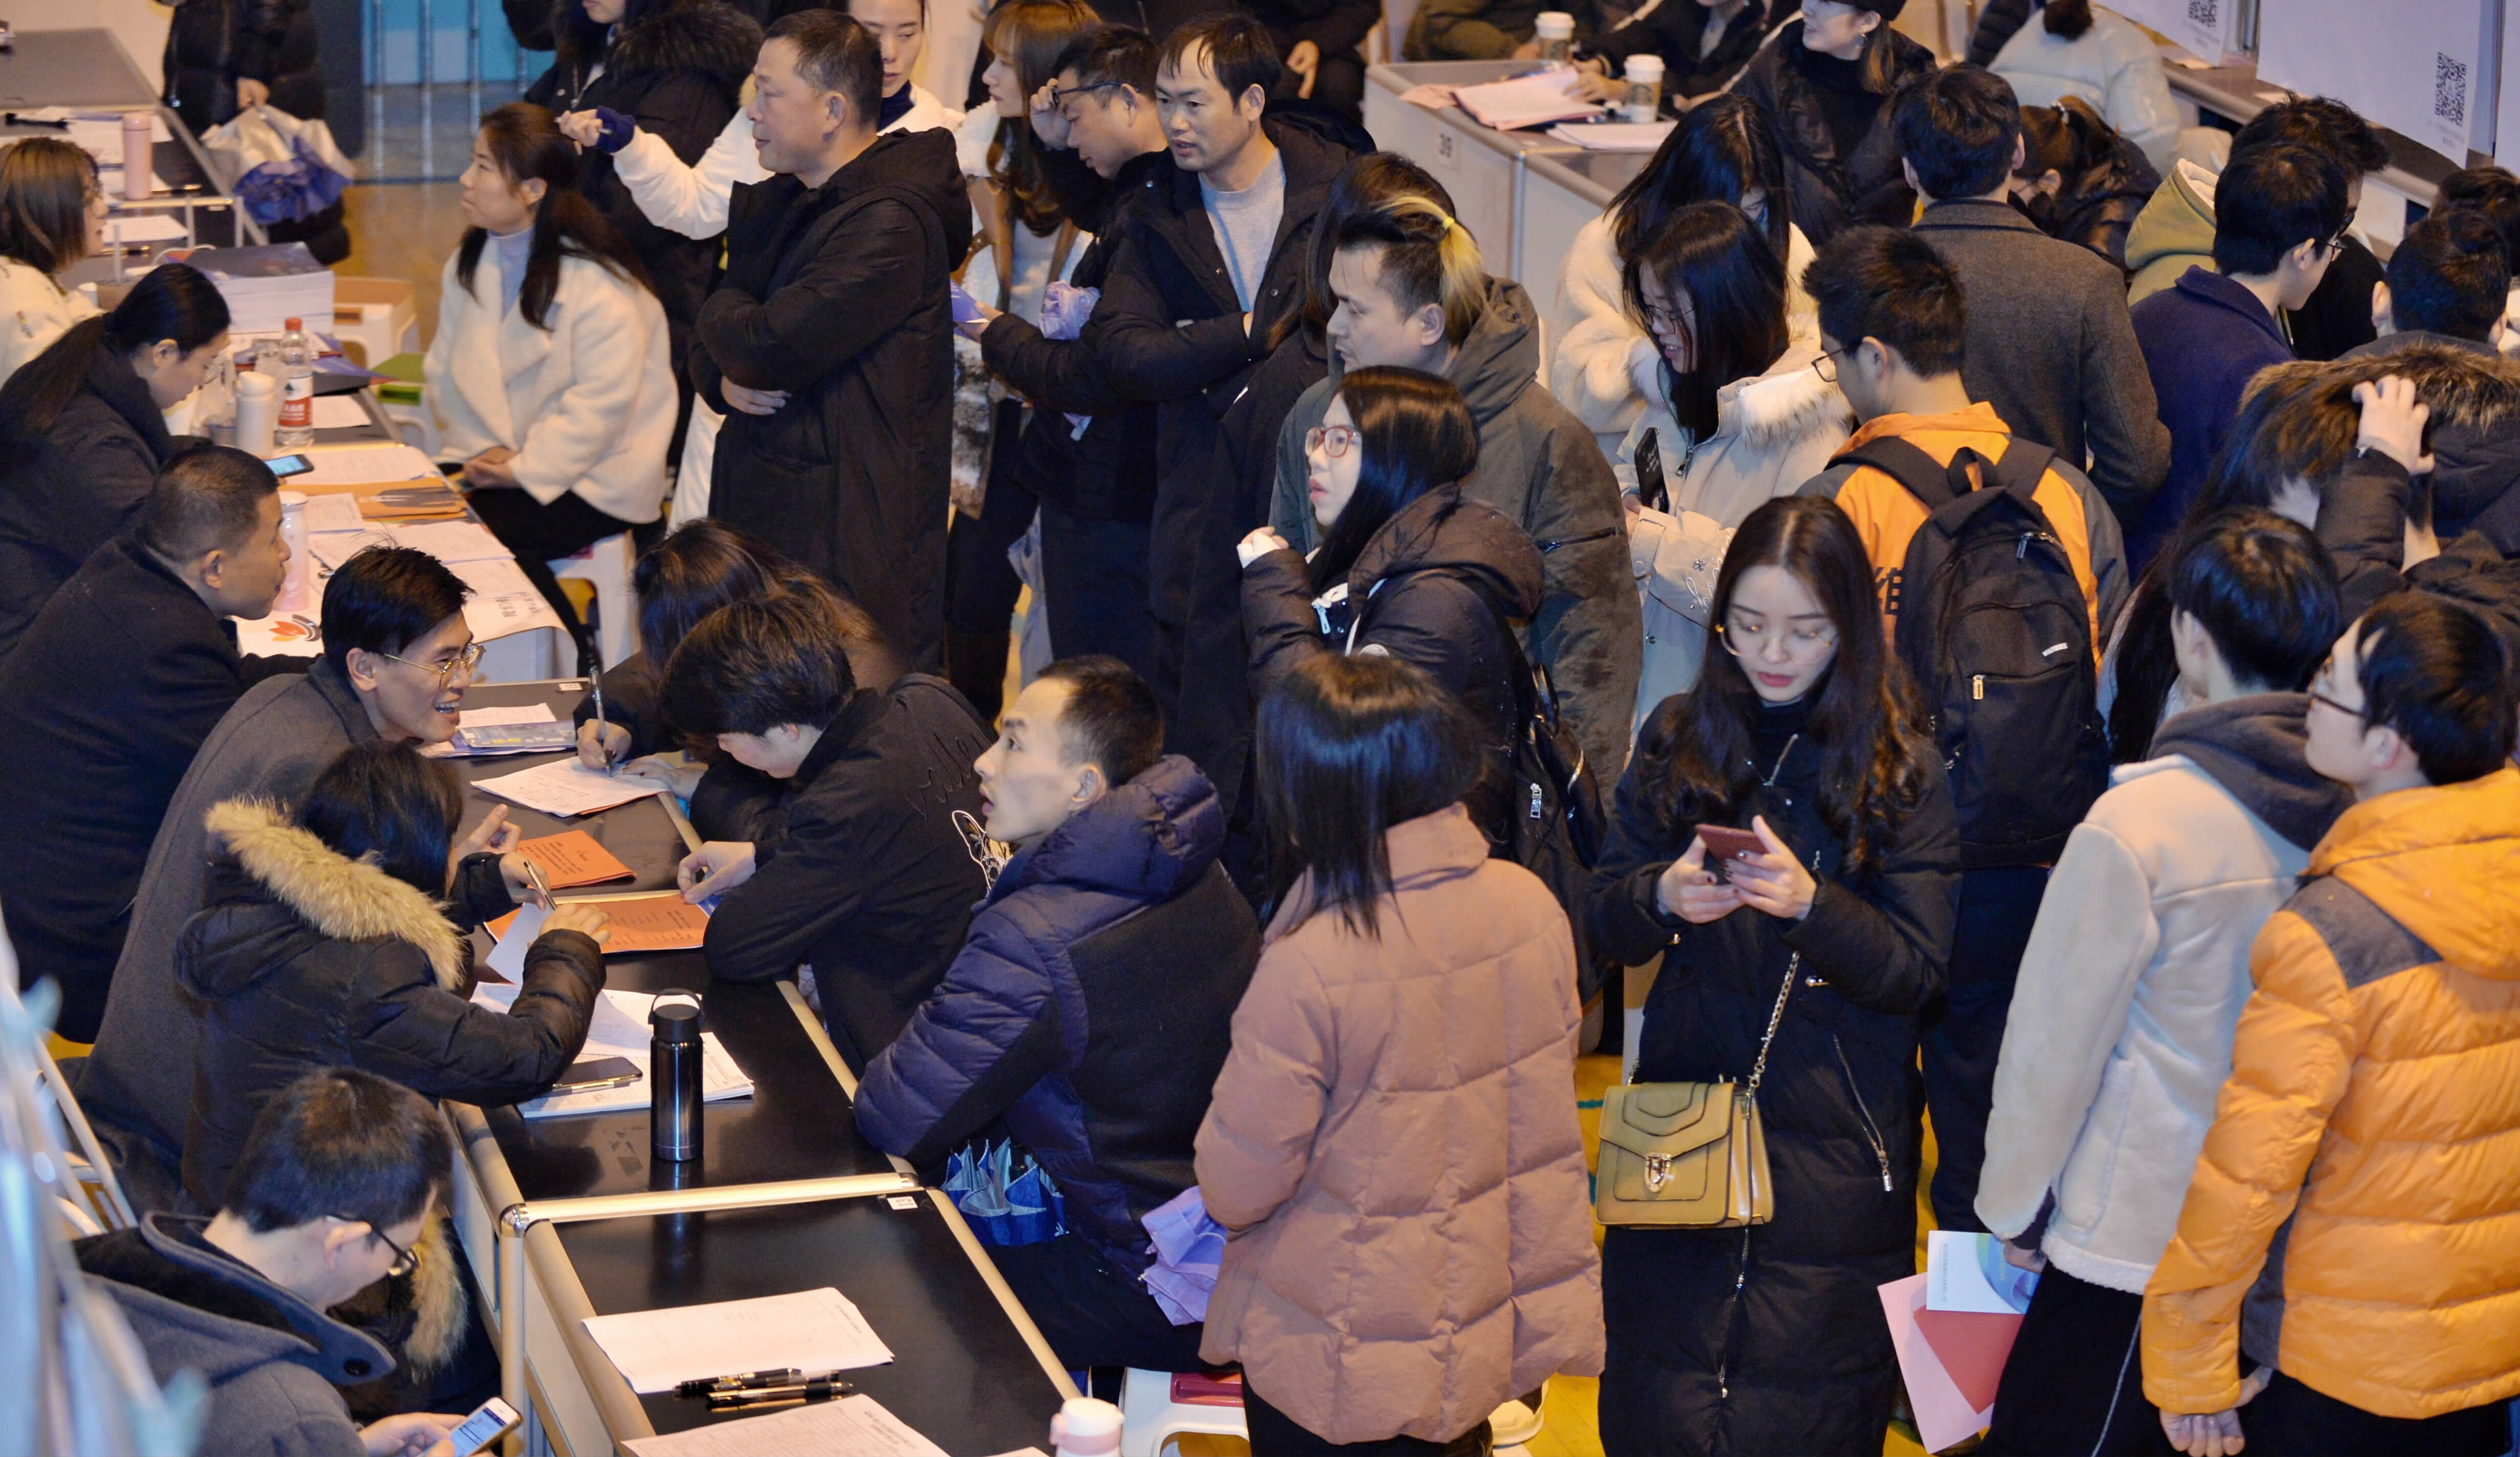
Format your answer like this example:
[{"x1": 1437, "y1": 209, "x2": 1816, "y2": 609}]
[
  {"x1": 487, "y1": 893, "x2": 709, "y2": 954},
  {"x1": 516, "y1": 830, "x2": 635, "y2": 889}
]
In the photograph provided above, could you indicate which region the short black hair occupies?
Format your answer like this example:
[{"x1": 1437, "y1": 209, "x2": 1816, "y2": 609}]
[
  {"x1": 2232, "y1": 95, "x2": 2389, "y2": 178},
  {"x1": 222, "y1": 1068, "x2": 454, "y2": 1236},
  {"x1": 2166, "y1": 510, "x2": 2339, "y2": 694},
  {"x1": 1803, "y1": 224, "x2": 1967, "y2": 376},
  {"x1": 1158, "y1": 13, "x2": 1280, "y2": 103},
  {"x1": 1893, "y1": 64, "x2": 2021, "y2": 202},
  {"x1": 2384, "y1": 209, "x2": 2510, "y2": 341},
  {"x1": 1036, "y1": 655, "x2": 1163, "y2": 786},
  {"x1": 661, "y1": 591, "x2": 860, "y2": 740},
  {"x1": 321, "y1": 546, "x2": 471, "y2": 679},
  {"x1": 2212, "y1": 142, "x2": 2349, "y2": 278},
  {"x1": 2352, "y1": 592, "x2": 2518, "y2": 783},
  {"x1": 1052, "y1": 23, "x2": 1159, "y2": 95},
  {"x1": 767, "y1": 10, "x2": 883, "y2": 129},
  {"x1": 2437, "y1": 165, "x2": 2520, "y2": 272},
  {"x1": 298, "y1": 740, "x2": 466, "y2": 895},
  {"x1": 140, "y1": 444, "x2": 278, "y2": 561}
]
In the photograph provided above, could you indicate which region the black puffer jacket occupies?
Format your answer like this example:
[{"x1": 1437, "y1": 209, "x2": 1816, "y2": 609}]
[
  {"x1": 695, "y1": 129, "x2": 973, "y2": 670},
  {"x1": 176, "y1": 800, "x2": 605, "y2": 1210},
  {"x1": 162, "y1": 0, "x2": 324, "y2": 131},
  {"x1": 0, "y1": 323, "x2": 187, "y2": 662},
  {"x1": 2024, "y1": 129, "x2": 2159, "y2": 269},
  {"x1": 1586, "y1": 693, "x2": 1960, "y2": 1456},
  {"x1": 527, "y1": 1, "x2": 760, "y2": 394},
  {"x1": 1243, "y1": 484, "x2": 1545, "y2": 833},
  {"x1": 1732, "y1": 21, "x2": 1940, "y2": 247},
  {"x1": 1584, "y1": 0, "x2": 1770, "y2": 101},
  {"x1": 2330, "y1": 333, "x2": 2520, "y2": 555}
]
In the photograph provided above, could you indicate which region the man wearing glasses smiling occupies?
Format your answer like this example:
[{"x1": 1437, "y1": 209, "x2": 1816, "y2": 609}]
[{"x1": 80, "y1": 548, "x2": 507, "y2": 1211}]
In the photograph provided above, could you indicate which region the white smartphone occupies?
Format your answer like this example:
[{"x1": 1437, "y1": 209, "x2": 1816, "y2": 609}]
[{"x1": 446, "y1": 1395, "x2": 521, "y2": 1456}]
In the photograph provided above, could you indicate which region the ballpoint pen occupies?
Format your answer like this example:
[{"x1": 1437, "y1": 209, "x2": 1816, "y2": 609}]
[
  {"x1": 674, "y1": 1368, "x2": 805, "y2": 1398},
  {"x1": 522, "y1": 857, "x2": 552, "y2": 910},
  {"x1": 591, "y1": 675, "x2": 614, "y2": 775},
  {"x1": 706, "y1": 1378, "x2": 853, "y2": 1410}
]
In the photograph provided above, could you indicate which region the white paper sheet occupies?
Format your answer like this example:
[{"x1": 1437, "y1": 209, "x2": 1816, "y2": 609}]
[
  {"x1": 620, "y1": 1394, "x2": 944, "y2": 1457},
  {"x1": 483, "y1": 902, "x2": 549, "y2": 980},
  {"x1": 1546, "y1": 120, "x2": 1676, "y2": 151},
  {"x1": 470, "y1": 983, "x2": 753, "y2": 1117},
  {"x1": 1451, "y1": 71, "x2": 1603, "y2": 130},
  {"x1": 453, "y1": 556, "x2": 571, "y2": 642},
  {"x1": 302, "y1": 492, "x2": 367, "y2": 533},
  {"x1": 581, "y1": 1288, "x2": 896, "y2": 1396},
  {"x1": 309, "y1": 395, "x2": 371, "y2": 430},
  {"x1": 475, "y1": 758, "x2": 666, "y2": 817},
  {"x1": 386, "y1": 519, "x2": 511, "y2": 563},
  {"x1": 290, "y1": 443, "x2": 441, "y2": 487}
]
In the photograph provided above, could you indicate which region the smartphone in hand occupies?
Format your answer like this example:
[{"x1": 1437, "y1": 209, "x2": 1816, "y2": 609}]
[
  {"x1": 1634, "y1": 427, "x2": 1669, "y2": 514},
  {"x1": 1696, "y1": 825, "x2": 1765, "y2": 883}
]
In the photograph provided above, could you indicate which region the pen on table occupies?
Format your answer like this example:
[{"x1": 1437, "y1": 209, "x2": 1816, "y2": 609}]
[
  {"x1": 591, "y1": 676, "x2": 614, "y2": 775},
  {"x1": 674, "y1": 1368, "x2": 803, "y2": 1397},
  {"x1": 706, "y1": 1378, "x2": 854, "y2": 1410},
  {"x1": 4, "y1": 113, "x2": 71, "y2": 130},
  {"x1": 522, "y1": 857, "x2": 553, "y2": 911}
]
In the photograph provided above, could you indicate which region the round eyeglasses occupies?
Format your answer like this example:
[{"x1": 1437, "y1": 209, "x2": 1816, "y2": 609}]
[
  {"x1": 376, "y1": 641, "x2": 486, "y2": 686},
  {"x1": 1305, "y1": 423, "x2": 1359, "y2": 459}
]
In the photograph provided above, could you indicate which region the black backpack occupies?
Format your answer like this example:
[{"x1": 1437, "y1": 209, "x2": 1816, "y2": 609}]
[
  {"x1": 1841, "y1": 437, "x2": 2108, "y2": 869},
  {"x1": 1477, "y1": 595, "x2": 1609, "y2": 988}
]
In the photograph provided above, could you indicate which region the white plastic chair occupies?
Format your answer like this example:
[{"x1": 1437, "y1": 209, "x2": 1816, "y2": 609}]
[
  {"x1": 550, "y1": 531, "x2": 640, "y2": 669},
  {"x1": 1117, "y1": 1368, "x2": 1247, "y2": 1457}
]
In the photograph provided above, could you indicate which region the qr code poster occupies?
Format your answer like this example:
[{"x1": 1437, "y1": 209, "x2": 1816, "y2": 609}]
[
  {"x1": 2258, "y1": 0, "x2": 2483, "y2": 162},
  {"x1": 2112, "y1": 0, "x2": 2234, "y2": 64}
]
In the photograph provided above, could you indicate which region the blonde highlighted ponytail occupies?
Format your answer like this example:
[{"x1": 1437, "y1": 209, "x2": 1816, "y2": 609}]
[{"x1": 1338, "y1": 192, "x2": 1489, "y2": 348}]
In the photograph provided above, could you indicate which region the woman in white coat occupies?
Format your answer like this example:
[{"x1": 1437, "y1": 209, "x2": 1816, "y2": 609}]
[
  {"x1": 1989, "y1": 0, "x2": 2181, "y2": 178},
  {"x1": 557, "y1": 0, "x2": 959, "y2": 526},
  {"x1": 1550, "y1": 94, "x2": 1816, "y2": 457},
  {"x1": 1616, "y1": 200, "x2": 1852, "y2": 732},
  {"x1": 426, "y1": 103, "x2": 673, "y2": 661},
  {"x1": 0, "y1": 138, "x2": 108, "y2": 391}
]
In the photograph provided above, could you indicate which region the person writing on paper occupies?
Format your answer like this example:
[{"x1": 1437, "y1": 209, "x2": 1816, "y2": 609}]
[
  {"x1": 78, "y1": 1070, "x2": 475, "y2": 1457},
  {"x1": 0, "y1": 447, "x2": 301, "y2": 1045},
  {"x1": 0, "y1": 136, "x2": 107, "y2": 390},
  {"x1": 428, "y1": 103, "x2": 673, "y2": 667},
  {"x1": 661, "y1": 591, "x2": 991, "y2": 1069},
  {"x1": 78, "y1": 548, "x2": 486, "y2": 1211},
  {"x1": 1585, "y1": 496, "x2": 1959, "y2": 1455},
  {"x1": 573, "y1": 521, "x2": 903, "y2": 840},
  {"x1": 856, "y1": 656, "x2": 1261, "y2": 1373},
  {"x1": 178, "y1": 739, "x2": 610, "y2": 1211},
  {"x1": 0, "y1": 260, "x2": 231, "y2": 662}
]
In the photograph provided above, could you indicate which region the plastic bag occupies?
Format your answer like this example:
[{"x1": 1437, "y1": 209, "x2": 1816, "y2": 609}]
[
  {"x1": 942, "y1": 1141, "x2": 1065, "y2": 1247},
  {"x1": 204, "y1": 104, "x2": 355, "y2": 225}
]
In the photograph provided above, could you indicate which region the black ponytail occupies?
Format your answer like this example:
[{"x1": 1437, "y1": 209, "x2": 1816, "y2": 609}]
[
  {"x1": 456, "y1": 102, "x2": 653, "y2": 331},
  {"x1": 0, "y1": 259, "x2": 228, "y2": 447}
]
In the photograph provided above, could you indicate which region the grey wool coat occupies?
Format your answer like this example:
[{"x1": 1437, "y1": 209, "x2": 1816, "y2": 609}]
[
  {"x1": 1271, "y1": 277, "x2": 1643, "y2": 779},
  {"x1": 1911, "y1": 198, "x2": 2171, "y2": 519},
  {"x1": 76, "y1": 657, "x2": 380, "y2": 1194}
]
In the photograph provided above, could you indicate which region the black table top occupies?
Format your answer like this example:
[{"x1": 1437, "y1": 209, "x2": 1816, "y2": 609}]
[
  {"x1": 451, "y1": 681, "x2": 901, "y2": 1202},
  {"x1": 557, "y1": 1196, "x2": 1064, "y2": 1456}
]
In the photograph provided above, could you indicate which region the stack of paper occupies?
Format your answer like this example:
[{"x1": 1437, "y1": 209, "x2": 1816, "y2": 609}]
[
  {"x1": 179, "y1": 243, "x2": 336, "y2": 334},
  {"x1": 452, "y1": 557, "x2": 571, "y2": 644},
  {"x1": 620, "y1": 1395, "x2": 948, "y2": 1457},
  {"x1": 515, "y1": 830, "x2": 637, "y2": 888},
  {"x1": 290, "y1": 444, "x2": 442, "y2": 490},
  {"x1": 468, "y1": 983, "x2": 751, "y2": 1118},
  {"x1": 1451, "y1": 71, "x2": 1603, "y2": 131},
  {"x1": 580, "y1": 1288, "x2": 894, "y2": 1395},
  {"x1": 488, "y1": 893, "x2": 710, "y2": 954},
  {"x1": 1546, "y1": 120, "x2": 1677, "y2": 151}
]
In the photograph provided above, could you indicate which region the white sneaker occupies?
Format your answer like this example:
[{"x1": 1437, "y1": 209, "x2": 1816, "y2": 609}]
[{"x1": 1488, "y1": 1384, "x2": 1546, "y2": 1448}]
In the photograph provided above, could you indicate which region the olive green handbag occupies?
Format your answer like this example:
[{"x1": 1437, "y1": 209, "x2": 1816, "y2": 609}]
[{"x1": 1593, "y1": 952, "x2": 1799, "y2": 1228}]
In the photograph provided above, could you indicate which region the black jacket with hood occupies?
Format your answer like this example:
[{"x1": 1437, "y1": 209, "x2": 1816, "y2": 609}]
[
  {"x1": 1270, "y1": 277, "x2": 1643, "y2": 782},
  {"x1": 1586, "y1": 693, "x2": 1961, "y2": 1454},
  {"x1": 1243, "y1": 484, "x2": 1546, "y2": 834},
  {"x1": 1731, "y1": 20, "x2": 1940, "y2": 248},
  {"x1": 695, "y1": 127, "x2": 973, "y2": 670},
  {"x1": 700, "y1": 674, "x2": 994, "y2": 1070},
  {"x1": 0, "y1": 322, "x2": 189, "y2": 661},
  {"x1": 175, "y1": 799, "x2": 605, "y2": 1211},
  {"x1": 527, "y1": 0, "x2": 761, "y2": 386},
  {"x1": 2334, "y1": 332, "x2": 2520, "y2": 555},
  {"x1": 1584, "y1": 0, "x2": 1771, "y2": 100}
]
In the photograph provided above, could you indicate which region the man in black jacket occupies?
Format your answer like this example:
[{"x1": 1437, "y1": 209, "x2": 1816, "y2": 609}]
[
  {"x1": 692, "y1": 10, "x2": 973, "y2": 672},
  {"x1": 1082, "y1": 15, "x2": 1352, "y2": 774},
  {"x1": 963, "y1": 26, "x2": 1170, "y2": 686},
  {"x1": 0, "y1": 446, "x2": 298, "y2": 1042},
  {"x1": 663, "y1": 591, "x2": 993, "y2": 1070}
]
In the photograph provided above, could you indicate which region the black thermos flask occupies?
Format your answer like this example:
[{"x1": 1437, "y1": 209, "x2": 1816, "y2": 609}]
[{"x1": 650, "y1": 991, "x2": 704, "y2": 1163}]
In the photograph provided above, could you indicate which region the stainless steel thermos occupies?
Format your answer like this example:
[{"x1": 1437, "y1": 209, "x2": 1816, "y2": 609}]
[{"x1": 650, "y1": 991, "x2": 704, "y2": 1162}]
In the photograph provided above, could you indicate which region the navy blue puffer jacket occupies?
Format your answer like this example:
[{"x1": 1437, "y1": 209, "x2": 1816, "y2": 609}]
[{"x1": 854, "y1": 755, "x2": 1261, "y2": 1269}]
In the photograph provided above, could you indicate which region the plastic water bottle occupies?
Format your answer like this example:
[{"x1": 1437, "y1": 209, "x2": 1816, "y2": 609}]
[
  {"x1": 275, "y1": 317, "x2": 315, "y2": 447},
  {"x1": 275, "y1": 490, "x2": 310, "y2": 612},
  {"x1": 1050, "y1": 1398, "x2": 1122, "y2": 1457}
]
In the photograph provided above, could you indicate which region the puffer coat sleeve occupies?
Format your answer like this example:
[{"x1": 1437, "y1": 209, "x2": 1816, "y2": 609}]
[{"x1": 349, "y1": 931, "x2": 606, "y2": 1106}]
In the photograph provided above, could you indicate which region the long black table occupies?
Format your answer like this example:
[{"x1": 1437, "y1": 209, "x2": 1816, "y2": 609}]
[{"x1": 439, "y1": 682, "x2": 1074, "y2": 1456}]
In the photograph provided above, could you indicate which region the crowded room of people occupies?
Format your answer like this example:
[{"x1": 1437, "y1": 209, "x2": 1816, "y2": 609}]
[{"x1": 6, "y1": 0, "x2": 2519, "y2": 1451}]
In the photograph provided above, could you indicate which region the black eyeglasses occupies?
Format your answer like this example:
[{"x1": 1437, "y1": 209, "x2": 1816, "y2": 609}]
[
  {"x1": 339, "y1": 1217, "x2": 420, "y2": 1279},
  {"x1": 1050, "y1": 80, "x2": 1126, "y2": 111},
  {"x1": 2306, "y1": 689, "x2": 2364, "y2": 720},
  {"x1": 1811, "y1": 345, "x2": 1852, "y2": 384}
]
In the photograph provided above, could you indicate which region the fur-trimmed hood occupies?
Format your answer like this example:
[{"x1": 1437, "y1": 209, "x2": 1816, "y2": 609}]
[
  {"x1": 189, "y1": 799, "x2": 467, "y2": 995},
  {"x1": 2262, "y1": 338, "x2": 2520, "y2": 547},
  {"x1": 1705, "y1": 340, "x2": 1858, "y2": 456}
]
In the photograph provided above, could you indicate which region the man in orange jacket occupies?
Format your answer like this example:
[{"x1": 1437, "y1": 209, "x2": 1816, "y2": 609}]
[
  {"x1": 1796, "y1": 226, "x2": 2129, "y2": 1234},
  {"x1": 2143, "y1": 591, "x2": 2520, "y2": 1457}
]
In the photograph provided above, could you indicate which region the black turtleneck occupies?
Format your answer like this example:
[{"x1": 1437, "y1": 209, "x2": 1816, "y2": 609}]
[
  {"x1": 1790, "y1": 39, "x2": 1881, "y2": 165},
  {"x1": 1750, "y1": 694, "x2": 1811, "y2": 782},
  {"x1": 878, "y1": 84, "x2": 915, "y2": 131}
]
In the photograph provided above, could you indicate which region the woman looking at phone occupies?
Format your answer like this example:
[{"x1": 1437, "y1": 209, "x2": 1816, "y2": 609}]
[{"x1": 1584, "y1": 494, "x2": 1959, "y2": 1455}]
